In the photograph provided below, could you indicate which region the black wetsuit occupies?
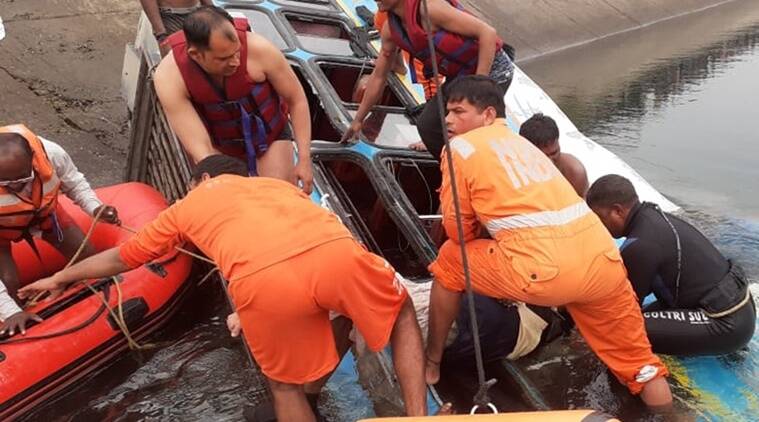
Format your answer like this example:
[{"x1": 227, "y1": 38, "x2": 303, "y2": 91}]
[{"x1": 621, "y1": 202, "x2": 755, "y2": 356}]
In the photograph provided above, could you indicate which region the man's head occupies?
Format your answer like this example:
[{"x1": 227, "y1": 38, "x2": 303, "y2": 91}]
[
  {"x1": 0, "y1": 133, "x2": 34, "y2": 193},
  {"x1": 184, "y1": 6, "x2": 241, "y2": 77},
  {"x1": 189, "y1": 154, "x2": 249, "y2": 189},
  {"x1": 519, "y1": 113, "x2": 560, "y2": 164},
  {"x1": 586, "y1": 174, "x2": 640, "y2": 238},
  {"x1": 444, "y1": 75, "x2": 505, "y2": 138}
]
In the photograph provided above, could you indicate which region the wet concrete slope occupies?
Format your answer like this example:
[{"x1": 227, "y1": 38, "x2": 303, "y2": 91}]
[
  {"x1": 0, "y1": 0, "x2": 140, "y2": 187},
  {"x1": 463, "y1": 0, "x2": 739, "y2": 61}
]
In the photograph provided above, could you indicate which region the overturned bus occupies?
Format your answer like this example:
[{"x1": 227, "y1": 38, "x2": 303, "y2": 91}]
[{"x1": 120, "y1": 0, "x2": 750, "y2": 420}]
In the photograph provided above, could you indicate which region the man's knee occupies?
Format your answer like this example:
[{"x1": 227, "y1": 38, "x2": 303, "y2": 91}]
[{"x1": 268, "y1": 378, "x2": 304, "y2": 393}]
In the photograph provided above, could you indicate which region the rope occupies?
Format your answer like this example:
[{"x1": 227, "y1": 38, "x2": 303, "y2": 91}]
[
  {"x1": 21, "y1": 208, "x2": 149, "y2": 350},
  {"x1": 418, "y1": 0, "x2": 496, "y2": 412},
  {"x1": 24, "y1": 206, "x2": 109, "y2": 308}
]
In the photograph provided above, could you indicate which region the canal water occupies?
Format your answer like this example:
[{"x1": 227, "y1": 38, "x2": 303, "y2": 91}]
[
  {"x1": 22, "y1": 0, "x2": 759, "y2": 420},
  {"x1": 522, "y1": 0, "x2": 759, "y2": 274}
]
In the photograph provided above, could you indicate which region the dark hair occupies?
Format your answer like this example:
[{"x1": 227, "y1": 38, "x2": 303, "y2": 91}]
[
  {"x1": 519, "y1": 113, "x2": 559, "y2": 148},
  {"x1": 192, "y1": 154, "x2": 249, "y2": 181},
  {"x1": 183, "y1": 6, "x2": 236, "y2": 50},
  {"x1": 586, "y1": 174, "x2": 639, "y2": 208},
  {"x1": 445, "y1": 75, "x2": 506, "y2": 118},
  {"x1": 0, "y1": 132, "x2": 33, "y2": 159}
]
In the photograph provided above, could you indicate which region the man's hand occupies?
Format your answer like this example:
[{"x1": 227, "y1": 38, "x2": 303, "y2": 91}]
[
  {"x1": 340, "y1": 120, "x2": 363, "y2": 143},
  {"x1": 409, "y1": 141, "x2": 428, "y2": 152},
  {"x1": 17, "y1": 274, "x2": 68, "y2": 302},
  {"x1": 0, "y1": 311, "x2": 42, "y2": 336},
  {"x1": 226, "y1": 313, "x2": 241, "y2": 337},
  {"x1": 94, "y1": 205, "x2": 120, "y2": 225},
  {"x1": 294, "y1": 160, "x2": 314, "y2": 195}
]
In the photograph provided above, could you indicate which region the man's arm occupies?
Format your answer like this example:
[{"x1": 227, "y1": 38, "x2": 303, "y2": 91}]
[
  {"x1": 18, "y1": 248, "x2": 130, "y2": 300},
  {"x1": 427, "y1": 0, "x2": 498, "y2": 76},
  {"x1": 253, "y1": 34, "x2": 313, "y2": 191},
  {"x1": 439, "y1": 148, "x2": 479, "y2": 243},
  {"x1": 19, "y1": 203, "x2": 185, "y2": 300},
  {"x1": 0, "y1": 280, "x2": 22, "y2": 321},
  {"x1": 341, "y1": 23, "x2": 397, "y2": 142},
  {"x1": 620, "y1": 239, "x2": 661, "y2": 304},
  {"x1": 139, "y1": 0, "x2": 167, "y2": 37},
  {"x1": 154, "y1": 57, "x2": 218, "y2": 163},
  {"x1": 0, "y1": 241, "x2": 20, "y2": 300},
  {"x1": 41, "y1": 139, "x2": 102, "y2": 215}
]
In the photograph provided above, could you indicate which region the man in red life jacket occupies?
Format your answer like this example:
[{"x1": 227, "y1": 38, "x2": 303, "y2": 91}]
[
  {"x1": 341, "y1": 0, "x2": 514, "y2": 161},
  {"x1": 154, "y1": 6, "x2": 314, "y2": 193}
]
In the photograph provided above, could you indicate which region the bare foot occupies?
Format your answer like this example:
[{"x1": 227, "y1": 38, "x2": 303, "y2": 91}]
[
  {"x1": 226, "y1": 313, "x2": 241, "y2": 337},
  {"x1": 436, "y1": 402, "x2": 454, "y2": 415}
]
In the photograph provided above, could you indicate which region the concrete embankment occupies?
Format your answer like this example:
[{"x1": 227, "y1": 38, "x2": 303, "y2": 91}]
[{"x1": 463, "y1": 0, "x2": 739, "y2": 61}]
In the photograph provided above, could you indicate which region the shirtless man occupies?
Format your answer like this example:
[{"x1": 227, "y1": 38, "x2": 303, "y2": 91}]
[
  {"x1": 154, "y1": 6, "x2": 313, "y2": 192},
  {"x1": 519, "y1": 113, "x2": 588, "y2": 197},
  {"x1": 138, "y1": 0, "x2": 213, "y2": 56}
]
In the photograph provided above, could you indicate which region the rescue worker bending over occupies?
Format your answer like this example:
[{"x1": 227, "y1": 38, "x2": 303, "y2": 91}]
[
  {"x1": 519, "y1": 113, "x2": 588, "y2": 198},
  {"x1": 0, "y1": 124, "x2": 118, "y2": 336},
  {"x1": 587, "y1": 174, "x2": 756, "y2": 356},
  {"x1": 154, "y1": 6, "x2": 313, "y2": 191},
  {"x1": 20, "y1": 155, "x2": 428, "y2": 421},
  {"x1": 424, "y1": 76, "x2": 673, "y2": 410},
  {"x1": 341, "y1": 0, "x2": 514, "y2": 161}
]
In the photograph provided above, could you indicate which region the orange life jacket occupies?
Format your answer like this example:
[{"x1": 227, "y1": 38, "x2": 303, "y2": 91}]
[{"x1": 0, "y1": 124, "x2": 61, "y2": 242}]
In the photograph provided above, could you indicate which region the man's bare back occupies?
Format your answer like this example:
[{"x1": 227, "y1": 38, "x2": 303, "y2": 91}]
[{"x1": 556, "y1": 153, "x2": 589, "y2": 198}]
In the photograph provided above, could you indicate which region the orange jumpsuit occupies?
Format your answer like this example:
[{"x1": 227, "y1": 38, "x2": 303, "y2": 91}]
[
  {"x1": 375, "y1": 11, "x2": 440, "y2": 99},
  {"x1": 429, "y1": 119, "x2": 668, "y2": 394},
  {"x1": 119, "y1": 176, "x2": 408, "y2": 384}
]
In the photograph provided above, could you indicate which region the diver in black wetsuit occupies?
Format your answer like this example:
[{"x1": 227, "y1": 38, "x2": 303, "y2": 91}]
[{"x1": 586, "y1": 174, "x2": 755, "y2": 356}]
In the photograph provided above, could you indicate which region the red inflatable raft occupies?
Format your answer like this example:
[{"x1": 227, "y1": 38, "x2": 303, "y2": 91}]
[{"x1": 0, "y1": 183, "x2": 193, "y2": 420}]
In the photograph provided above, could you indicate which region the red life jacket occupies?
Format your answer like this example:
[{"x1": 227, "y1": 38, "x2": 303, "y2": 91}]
[
  {"x1": 168, "y1": 17, "x2": 288, "y2": 175},
  {"x1": 387, "y1": 0, "x2": 502, "y2": 79}
]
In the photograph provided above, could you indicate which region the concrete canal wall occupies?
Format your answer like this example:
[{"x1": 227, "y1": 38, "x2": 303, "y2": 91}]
[{"x1": 463, "y1": 0, "x2": 740, "y2": 61}]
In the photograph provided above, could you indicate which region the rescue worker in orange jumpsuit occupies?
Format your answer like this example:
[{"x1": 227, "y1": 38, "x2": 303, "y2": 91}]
[
  {"x1": 424, "y1": 76, "x2": 673, "y2": 410},
  {"x1": 20, "y1": 154, "x2": 428, "y2": 422},
  {"x1": 0, "y1": 124, "x2": 119, "y2": 336}
]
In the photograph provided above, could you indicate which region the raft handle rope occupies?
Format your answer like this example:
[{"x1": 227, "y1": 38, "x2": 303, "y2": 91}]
[
  {"x1": 16, "y1": 208, "x2": 147, "y2": 349},
  {"x1": 20, "y1": 207, "x2": 219, "y2": 349},
  {"x1": 419, "y1": 0, "x2": 497, "y2": 413}
]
